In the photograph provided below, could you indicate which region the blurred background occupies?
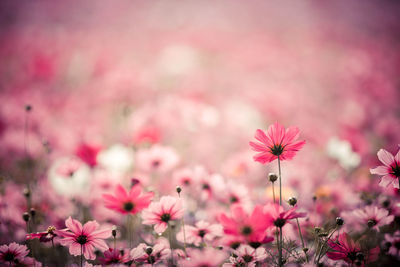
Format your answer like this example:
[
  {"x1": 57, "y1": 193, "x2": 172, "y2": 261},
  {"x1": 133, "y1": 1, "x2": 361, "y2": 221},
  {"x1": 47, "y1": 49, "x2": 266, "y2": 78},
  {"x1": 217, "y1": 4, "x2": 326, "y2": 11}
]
[{"x1": 0, "y1": 0, "x2": 399, "y2": 182}]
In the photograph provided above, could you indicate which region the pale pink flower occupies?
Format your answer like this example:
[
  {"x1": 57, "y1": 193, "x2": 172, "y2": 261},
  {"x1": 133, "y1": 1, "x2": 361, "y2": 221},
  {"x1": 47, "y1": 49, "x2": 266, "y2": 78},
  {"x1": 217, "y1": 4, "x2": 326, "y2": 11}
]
[
  {"x1": 370, "y1": 148, "x2": 400, "y2": 189},
  {"x1": 179, "y1": 247, "x2": 227, "y2": 267},
  {"x1": 55, "y1": 217, "x2": 111, "y2": 260},
  {"x1": 135, "y1": 145, "x2": 180, "y2": 173},
  {"x1": 223, "y1": 244, "x2": 267, "y2": 267},
  {"x1": 142, "y1": 196, "x2": 184, "y2": 233},
  {"x1": 0, "y1": 242, "x2": 29, "y2": 265},
  {"x1": 130, "y1": 243, "x2": 170, "y2": 265},
  {"x1": 102, "y1": 184, "x2": 153, "y2": 215},
  {"x1": 353, "y1": 205, "x2": 394, "y2": 231},
  {"x1": 176, "y1": 220, "x2": 223, "y2": 246},
  {"x1": 99, "y1": 248, "x2": 131, "y2": 265},
  {"x1": 384, "y1": 230, "x2": 400, "y2": 258},
  {"x1": 249, "y1": 122, "x2": 305, "y2": 164}
]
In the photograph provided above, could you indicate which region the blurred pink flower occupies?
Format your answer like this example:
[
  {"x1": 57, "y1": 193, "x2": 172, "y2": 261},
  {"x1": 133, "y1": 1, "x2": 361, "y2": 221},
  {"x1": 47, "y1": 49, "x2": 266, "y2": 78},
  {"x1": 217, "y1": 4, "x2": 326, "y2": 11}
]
[
  {"x1": 384, "y1": 230, "x2": 400, "y2": 258},
  {"x1": 75, "y1": 143, "x2": 101, "y2": 168},
  {"x1": 179, "y1": 247, "x2": 227, "y2": 267},
  {"x1": 142, "y1": 196, "x2": 184, "y2": 233},
  {"x1": 327, "y1": 232, "x2": 379, "y2": 265},
  {"x1": 130, "y1": 243, "x2": 170, "y2": 265},
  {"x1": 264, "y1": 203, "x2": 307, "y2": 229},
  {"x1": 352, "y1": 205, "x2": 394, "y2": 231},
  {"x1": 99, "y1": 248, "x2": 130, "y2": 265},
  {"x1": 26, "y1": 226, "x2": 57, "y2": 243},
  {"x1": 218, "y1": 204, "x2": 271, "y2": 245},
  {"x1": 102, "y1": 184, "x2": 153, "y2": 215},
  {"x1": 176, "y1": 220, "x2": 223, "y2": 246},
  {"x1": 55, "y1": 217, "x2": 111, "y2": 260},
  {"x1": 0, "y1": 242, "x2": 29, "y2": 266},
  {"x1": 223, "y1": 244, "x2": 267, "y2": 267},
  {"x1": 370, "y1": 148, "x2": 400, "y2": 189},
  {"x1": 135, "y1": 145, "x2": 180, "y2": 173},
  {"x1": 249, "y1": 122, "x2": 305, "y2": 164}
]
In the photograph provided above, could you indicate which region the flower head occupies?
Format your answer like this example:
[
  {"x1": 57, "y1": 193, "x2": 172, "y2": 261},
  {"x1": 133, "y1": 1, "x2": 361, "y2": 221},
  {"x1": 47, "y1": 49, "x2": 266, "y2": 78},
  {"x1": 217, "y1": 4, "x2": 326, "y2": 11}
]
[
  {"x1": 384, "y1": 230, "x2": 400, "y2": 257},
  {"x1": 326, "y1": 232, "x2": 380, "y2": 266},
  {"x1": 55, "y1": 217, "x2": 111, "y2": 260},
  {"x1": 103, "y1": 184, "x2": 154, "y2": 215},
  {"x1": 142, "y1": 196, "x2": 184, "y2": 233},
  {"x1": 99, "y1": 248, "x2": 130, "y2": 265},
  {"x1": 176, "y1": 220, "x2": 223, "y2": 246},
  {"x1": 179, "y1": 247, "x2": 227, "y2": 267},
  {"x1": 0, "y1": 243, "x2": 29, "y2": 265},
  {"x1": 370, "y1": 148, "x2": 400, "y2": 189},
  {"x1": 26, "y1": 226, "x2": 57, "y2": 243},
  {"x1": 130, "y1": 243, "x2": 170, "y2": 265},
  {"x1": 264, "y1": 203, "x2": 307, "y2": 228},
  {"x1": 353, "y1": 205, "x2": 394, "y2": 231},
  {"x1": 249, "y1": 122, "x2": 305, "y2": 164},
  {"x1": 224, "y1": 244, "x2": 267, "y2": 267}
]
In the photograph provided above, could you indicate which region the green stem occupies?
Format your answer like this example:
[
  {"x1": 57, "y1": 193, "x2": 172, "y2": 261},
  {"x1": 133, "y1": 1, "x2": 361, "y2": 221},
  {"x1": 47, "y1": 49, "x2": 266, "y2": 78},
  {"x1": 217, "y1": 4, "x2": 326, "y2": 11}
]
[
  {"x1": 296, "y1": 218, "x2": 308, "y2": 263},
  {"x1": 168, "y1": 223, "x2": 174, "y2": 264},
  {"x1": 278, "y1": 156, "x2": 283, "y2": 266},
  {"x1": 80, "y1": 245, "x2": 83, "y2": 267},
  {"x1": 272, "y1": 182, "x2": 276, "y2": 204},
  {"x1": 279, "y1": 226, "x2": 283, "y2": 267},
  {"x1": 178, "y1": 192, "x2": 187, "y2": 256}
]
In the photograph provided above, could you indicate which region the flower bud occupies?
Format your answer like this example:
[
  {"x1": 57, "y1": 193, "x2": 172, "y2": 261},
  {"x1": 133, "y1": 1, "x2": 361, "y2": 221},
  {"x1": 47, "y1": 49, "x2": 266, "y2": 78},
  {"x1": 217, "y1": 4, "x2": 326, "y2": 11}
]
[
  {"x1": 145, "y1": 247, "x2": 153, "y2": 255},
  {"x1": 25, "y1": 105, "x2": 32, "y2": 112},
  {"x1": 336, "y1": 217, "x2": 344, "y2": 226},
  {"x1": 112, "y1": 226, "x2": 117, "y2": 237},
  {"x1": 22, "y1": 212, "x2": 30, "y2": 222},
  {"x1": 23, "y1": 188, "x2": 30, "y2": 198},
  {"x1": 288, "y1": 197, "x2": 297, "y2": 206},
  {"x1": 30, "y1": 208, "x2": 36, "y2": 217},
  {"x1": 268, "y1": 173, "x2": 278, "y2": 182},
  {"x1": 176, "y1": 186, "x2": 182, "y2": 194},
  {"x1": 303, "y1": 247, "x2": 309, "y2": 252}
]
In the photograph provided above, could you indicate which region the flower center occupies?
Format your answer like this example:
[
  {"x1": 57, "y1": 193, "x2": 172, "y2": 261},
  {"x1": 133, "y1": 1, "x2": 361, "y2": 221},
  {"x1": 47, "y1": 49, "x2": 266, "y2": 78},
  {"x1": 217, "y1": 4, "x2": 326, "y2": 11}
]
[
  {"x1": 274, "y1": 218, "x2": 286, "y2": 228},
  {"x1": 270, "y1": 144, "x2": 284, "y2": 156},
  {"x1": 4, "y1": 252, "x2": 14, "y2": 261},
  {"x1": 243, "y1": 254, "x2": 254, "y2": 263},
  {"x1": 230, "y1": 195, "x2": 239, "y2": 203},
  {"x1": 198, "y1": 229, "x2": 207, "y2": 238},
  {"x1": 347, "y1": 251, "x2": 357, "y2": 261},
  {"x1": 391, "y1": 162, "x2": 400, "y2": 177},
  {"x1": 202, "y1": 183, "x2": 210, "y2": 190},
  {"x1": 123, "y1": 202, "x2": 134, "y2": 212},
  {"x1": 76, "y1": 234, "x2": 88, "y2": 245},
  {"x1": 152, "y1": 160, "x2": 160, "y2": 168},
  {"x1": 160, "y1": 213, "x2": 171, "y2": 222},
  {"x1": 394, "y1": 241, "x2": 400, "y2": 249},
  {"x1": 241, "y1": 225, "x2": 253, "y2": 235},
  {"x1": 367, "y1": 219, "x2": 377, "y2": 228}
]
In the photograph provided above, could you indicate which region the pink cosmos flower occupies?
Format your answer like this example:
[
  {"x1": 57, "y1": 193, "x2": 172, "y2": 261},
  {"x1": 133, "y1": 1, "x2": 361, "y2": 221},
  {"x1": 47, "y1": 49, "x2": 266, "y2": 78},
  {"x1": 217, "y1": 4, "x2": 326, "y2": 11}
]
[
  {"x1": 55, "y1": 217, "x2": 111, "y2": 260},
  {"x1": 76, "y1": 143, "x2": 101, "y2": 168},
  {"x1": 249, "y1": 122, "x2": 305, "y2": 164},
  {"x1": 327, "y1": 232, "x2": 380, "y2": 265},
  {"x1": 102, "y1": 184, "x2": 154, "y2": 215},
  {"x1": 218, "y1": 204, "x2": 271, "y2": 245},
  {"x1": 130, "y1": 243, "x2": 170, "y2": 265},
  {"x1": 370, "y1": 148, "x2": 400, "y2": 189},
  {"x1": 135, "y1": 145, "x2": 180, "y2": 173},
  {"x1": 352, "y1": 205, "x2": 394, "y2": 231},
  {"x1": 264, "y1": 203, "x2": 307, "y2": 229},
  {"x1": 142, "y1": 196, "x2": 184, "y2": 233},
  {"x1": 223, "y1": 245, "x2": 267, "y2": 267},
  {"x1": 179, "y1": 247, "x2": 227, "y2": 267},
  {"x1": 26, "y1": 226, "x2": 57, "y2": 243},
  {"x1": 176, "y1": 220, "x2": 223, "y2": 246},
  {"x1": 0, "y1": 243, "x2": 29, "y2": 266},
  {"x1": 99, "y1": 248, "x2": 130, "y2": 265},
  {"x1": 384, "y1": 230, "x2": 400, "y2": 257}
]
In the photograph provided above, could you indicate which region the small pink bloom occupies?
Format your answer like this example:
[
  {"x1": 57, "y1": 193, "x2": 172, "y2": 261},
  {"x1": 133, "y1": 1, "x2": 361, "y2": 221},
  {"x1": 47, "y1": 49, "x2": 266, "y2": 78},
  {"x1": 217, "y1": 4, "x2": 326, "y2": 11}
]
[
  {"x1": 352, "y1": 205, "x2": 394, "y2": 231},
  {"x1": 327, "y1": 232, "x2": 379, "y2": 265},
  {"x1": 179, "y1": 247, "x2": 227, "y2": 267},
  {"x1": 223, "y1": 244, "x2": 267, "y2": 267},
  {"x1": 264, "y1": 203, "x2": 307, "y2": 229},
  {"x1": 135, "y1": 145, "x2": 180, "y2": 173},
  {"x1": 130, "y1": 243, "x2": 170, "y2": 265},
  {"x1": 142, "y1": 196, "x2": 184, "y2": 233},
  {"x1": 99, "y1": 248, "x2": 130, "y2": 265},
  {"x1": 76, "y1": 143, "x2": 101, "y2": 167},
  {"x1": 55, "y1": 217, "x2": 111, "y2": 260},
  {"x1": 0, "y1": 242, "x2": 29, "y2": 265},
  {"x1": 176, "y1": 220, "x2": 223, "y2": 246},
  {"x1": 218, "y1": 204, "x2": 271, "y2": 245},
  {"x1": 384, "y1": 230, "x2": 400, "y2": 257},
  {"x1": 249, "y1": 122, "x2": 305, "y2": 164},
  {"x1": 102, "y1": 184, "x2": 154, "y2": 215},
  {"x1": 26, "y1": 226, "x2": 57, "y2": 243},
  {"x1": 370, "y1": 148, "x2": 400, "y2": 189}
]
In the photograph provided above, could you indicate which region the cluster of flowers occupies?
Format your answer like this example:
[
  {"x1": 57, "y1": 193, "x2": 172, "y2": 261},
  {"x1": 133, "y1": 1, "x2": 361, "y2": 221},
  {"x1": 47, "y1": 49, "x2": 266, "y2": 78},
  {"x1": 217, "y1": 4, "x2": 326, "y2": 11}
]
[{"x1": 0, "y1": 122, "x2": 399, "y2": 266}]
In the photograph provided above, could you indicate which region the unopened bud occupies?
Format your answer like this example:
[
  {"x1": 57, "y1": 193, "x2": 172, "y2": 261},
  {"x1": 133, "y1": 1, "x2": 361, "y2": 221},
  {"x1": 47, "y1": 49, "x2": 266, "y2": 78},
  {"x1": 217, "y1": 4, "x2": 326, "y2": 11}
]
[
  {"x1": 176, "y1": 186, "x2": 182, "y2": 194},
  {"x1": 336, "y1": 217, "x2": 344, "y2": 226},
  {"x1": 111, "y1": 226, "x2": 117, "y2": 237},
  {"x1": 288, "y1": 197, "x2": 297, "y2": 206},
  {"x1": 23, "y1": 188, "x2": 30, "y2": 198},
  {"x1": 22, "y1": 212, "x2": 30, "y2": 222},
  {"x1": 30, "y1": 208, "x2": 36, "y2": 217},
  {"x1": 25, "y1": 105, "x2": 32, "y2": 112},
  {"x1": 145, "y1": 247, "x2": 153, "y2": 255},
  {"x1": 131, "y1": 178, "x2": 140, "y2": 187},
  {"x1": 268, "y1": 173, "x2": 278, "y2": 183},
  {"x1": 303, "y1": 247, "x2": 309, "y2": 252}
]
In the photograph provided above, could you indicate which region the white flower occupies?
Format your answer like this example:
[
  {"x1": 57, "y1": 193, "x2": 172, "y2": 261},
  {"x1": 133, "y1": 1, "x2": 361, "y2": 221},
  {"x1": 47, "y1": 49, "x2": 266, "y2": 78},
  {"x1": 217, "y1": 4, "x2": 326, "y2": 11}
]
[
  {"x1": 327, "y1": 137, "x2": 360, "y2": 169},
  {"x1": 97, "y1": 144, "x2": 135, "y2": 174}
]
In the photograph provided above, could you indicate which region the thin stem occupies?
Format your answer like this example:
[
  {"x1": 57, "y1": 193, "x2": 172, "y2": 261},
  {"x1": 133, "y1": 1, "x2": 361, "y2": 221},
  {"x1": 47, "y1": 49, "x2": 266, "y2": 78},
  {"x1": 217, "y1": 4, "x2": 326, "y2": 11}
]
[
  {"x1": 296, "y1": 218, "x2": 308, "y2": 263},
  {"x1": 80, "y1": 245, "x2": 83, "y2": 267},
  {"x1": 114, "y1": 236, "x2": 116, "y2": 250},
  {"x1": 278, "y1": 157, "x2": 282, "y2": 206},
  {"x1": 279, "y1": 226, "x2": 283, "y2": 267},
  {"x1": 168, "y1": 223, "x2": 174, "y2": 265},
  {"x1": 272, "y1": 182, "x2": 276, "y2": 204},
  {"x1": 127, "y1": 214, "x2": 132, "y2": 248},
  {"x1": 178, "y1": 192, "x2": 187, "y2": 256},
  {"x1": 316, "y1": 227, "x2": 338, "y2": 264}
]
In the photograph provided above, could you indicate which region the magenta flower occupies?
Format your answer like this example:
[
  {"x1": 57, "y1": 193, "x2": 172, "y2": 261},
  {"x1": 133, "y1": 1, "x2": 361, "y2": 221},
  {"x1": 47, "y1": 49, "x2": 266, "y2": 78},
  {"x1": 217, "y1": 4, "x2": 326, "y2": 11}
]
[
  {"x1": 102, "y1": 184, "x2": 154, "y2": 215},
  {"x1": 0, "y1": 243, "x2": 29, "y2": 266},
  {"x1": 249, "y1": 122, "x2": 305, "y2": 164},
  {"x1": 327, "y1": 233, "x2": 380, "y2": 265},
  {"x1": 353, "y1": 205, "x2": 394, "y2": 231},
  {"x1": 55, "y1": 217, "x2": 111, "y2": 260},
  {"x1": 264, "y1": 203, "x2": 306, "y2": 229},
  {"x1": 370, "y1": 148, "x2": 400, "y2": 189},
  {"x1": 384, "y1": 230, "x2": 400, "y2": 257},
  {"x1": 26, "y1": 226, "x2": 57, "y2": 243},
  {"x1": 218, "y1": 204, "x2": 271, "y2": 245},
  {"x1": 75, "y1": 143, "x2": 101, "y2": 168},
  {"x1": 99, "y1": 248, "x2": 130, "y2": 265},
  {"x1": 142, "y1": 196, "x2": 184, "y2": 233}
]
